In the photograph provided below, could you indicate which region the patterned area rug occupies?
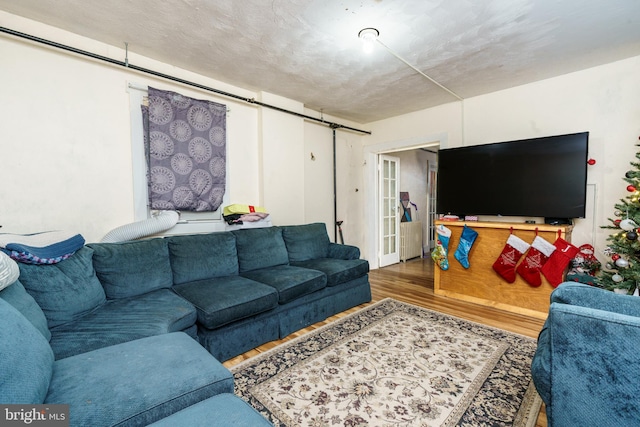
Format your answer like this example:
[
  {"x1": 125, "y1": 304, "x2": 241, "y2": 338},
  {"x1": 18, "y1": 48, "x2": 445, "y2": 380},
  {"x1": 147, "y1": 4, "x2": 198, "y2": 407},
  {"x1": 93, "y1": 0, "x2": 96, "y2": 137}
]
[{"x1": 232, "y1": 298, "x2": 542, "y2": 426}]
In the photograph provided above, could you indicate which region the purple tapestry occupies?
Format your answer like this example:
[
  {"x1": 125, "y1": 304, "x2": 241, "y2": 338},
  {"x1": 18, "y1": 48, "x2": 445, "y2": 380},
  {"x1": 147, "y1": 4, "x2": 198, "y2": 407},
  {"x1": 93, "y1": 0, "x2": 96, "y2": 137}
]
[{"x1": 142, "y1": 87, "x2": 226, "y2": 212}]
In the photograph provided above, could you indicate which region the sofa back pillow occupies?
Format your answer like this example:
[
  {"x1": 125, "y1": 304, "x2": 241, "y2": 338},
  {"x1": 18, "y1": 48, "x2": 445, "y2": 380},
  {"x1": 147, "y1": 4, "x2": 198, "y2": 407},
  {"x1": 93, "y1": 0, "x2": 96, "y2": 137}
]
[
  {"x1": 0, "y1": 298, "x2": 54, "y2": 404},
  {"x1": 0, "y1": 279, "x2": 51, "y2": 341},
  {"x1": 18, "y1": 247, "x2": 107, "y2": 328},
  {"x1": 282, "y1": 223, "x2": 330, "y2": 262},
  {"x1": 89, "y1": 238, "x2": 173, "y2": 299},
  {"x1": 168, "y1": 232, "x2": 239, "y2": 284},
  {"x1": 232, "y1": 227, "x2": 289, "y2": 273}
]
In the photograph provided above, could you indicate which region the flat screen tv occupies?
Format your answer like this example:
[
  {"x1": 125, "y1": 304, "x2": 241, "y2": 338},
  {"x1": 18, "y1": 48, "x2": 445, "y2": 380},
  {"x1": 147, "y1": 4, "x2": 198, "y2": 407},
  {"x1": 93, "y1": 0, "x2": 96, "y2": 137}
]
[{"x1": 436, "y1": 132, "x2": 589, "y2": 222}]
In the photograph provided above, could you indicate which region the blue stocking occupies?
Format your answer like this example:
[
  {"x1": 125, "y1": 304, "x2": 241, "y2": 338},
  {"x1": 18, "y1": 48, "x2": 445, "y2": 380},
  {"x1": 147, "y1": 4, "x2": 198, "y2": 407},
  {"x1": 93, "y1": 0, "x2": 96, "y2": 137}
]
[{"x1": 454, "y1": 225, "x2": 478, "y2": 269}]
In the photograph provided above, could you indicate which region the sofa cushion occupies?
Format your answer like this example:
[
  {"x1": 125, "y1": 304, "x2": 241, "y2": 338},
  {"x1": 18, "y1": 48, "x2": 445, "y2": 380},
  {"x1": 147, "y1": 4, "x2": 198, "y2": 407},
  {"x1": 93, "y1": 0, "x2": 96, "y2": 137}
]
[
  {"x1": 282, "y1": 223, "x2": 330, "y2": 262},
  {"x1": 148, "y1": 393, "x2": 273, "y2": 427},
  {"x1": 233, "y1": 227, "x2": 289, "y2": 272},
  {"x1": 49, "y1": 288, "x2": 197, "y2": 359},
  {"x1": 0, "y1": 279, "x2": 51, "y2": 341},
  {"x1": 291, "y1": 258, "x2": 370, "y2": 286},
  {"x1": 89, "y1": 238, "x2": 173, "y2": 299},
  {"x1": 0, "y1": 298, "x2": 54, "y2": 404},
  {"x1": 168, "y1": 232, "x2": 238, "y2": 284},
  {"x1": 18, "y1": 247, "x2": 107, "y2": 328},
  {"x1": 173, "y1": 276, "x2": 279, "y2": 329},
  {"x1": 45, "y1": 332, "x2": 233, "y2": 427},
  {"x1": 241, "y1": 265, "x2": 327, "y2": 304}
]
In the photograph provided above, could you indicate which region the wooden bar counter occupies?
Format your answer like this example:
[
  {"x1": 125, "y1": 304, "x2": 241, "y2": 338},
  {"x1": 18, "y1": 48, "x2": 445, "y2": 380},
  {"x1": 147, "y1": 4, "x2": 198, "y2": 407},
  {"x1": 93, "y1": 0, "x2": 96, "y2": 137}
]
[{"x1": 433, "y1": 220, "x2": 572, "y2": 319}]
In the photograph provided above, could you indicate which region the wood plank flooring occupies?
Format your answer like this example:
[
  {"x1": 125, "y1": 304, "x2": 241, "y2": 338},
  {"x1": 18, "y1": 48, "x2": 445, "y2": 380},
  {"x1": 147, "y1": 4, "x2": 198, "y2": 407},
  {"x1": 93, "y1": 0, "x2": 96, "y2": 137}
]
[{"x1": 223, "y1": 257, "x2": 547, "y2": 426}]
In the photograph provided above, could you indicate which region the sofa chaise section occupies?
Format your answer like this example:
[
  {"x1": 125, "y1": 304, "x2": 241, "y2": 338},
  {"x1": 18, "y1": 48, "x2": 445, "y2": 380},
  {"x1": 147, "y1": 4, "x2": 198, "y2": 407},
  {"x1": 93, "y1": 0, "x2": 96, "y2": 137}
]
[
  {"x1": 147, "y1": 393, "x2": 272, "y2": 427},
  {"x1": 46, "y1": 332, "x2": 233, "y2": 427}
]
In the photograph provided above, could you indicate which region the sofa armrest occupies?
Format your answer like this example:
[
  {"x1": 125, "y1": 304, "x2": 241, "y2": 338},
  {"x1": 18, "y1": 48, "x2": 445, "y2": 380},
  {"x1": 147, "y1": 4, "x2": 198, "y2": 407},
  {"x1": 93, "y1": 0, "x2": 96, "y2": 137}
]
[
  {"x1": 552, "y1": 282, "x2": 640, "y2": 317},
  {"x1": 534, "y1": 301, "x2": 640, "y2": 426},
  {"x1": 328, "y1": 242, "x2": 360, "y2": 260}
]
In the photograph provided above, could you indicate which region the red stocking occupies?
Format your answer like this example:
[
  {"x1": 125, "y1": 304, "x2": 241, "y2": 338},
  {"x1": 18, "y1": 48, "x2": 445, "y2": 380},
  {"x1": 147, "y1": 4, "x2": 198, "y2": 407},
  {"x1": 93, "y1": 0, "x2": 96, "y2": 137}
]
[
  {"x1": 492, "y1": 234, "x2": 530, "y2": 283},
  {"x1": 517, "y1": 236, "x2": 556, "y2": 287},
  {"x1": 541, "y1": 235, "x2": 579, "y2": 287}
]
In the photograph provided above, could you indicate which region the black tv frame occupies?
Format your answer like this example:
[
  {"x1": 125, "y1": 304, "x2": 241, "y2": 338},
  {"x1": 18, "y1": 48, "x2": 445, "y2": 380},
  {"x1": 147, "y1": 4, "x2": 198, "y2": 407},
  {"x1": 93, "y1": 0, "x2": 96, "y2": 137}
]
[{"x1": 436, "y1": 132, "x2": 589, "y2": 223}]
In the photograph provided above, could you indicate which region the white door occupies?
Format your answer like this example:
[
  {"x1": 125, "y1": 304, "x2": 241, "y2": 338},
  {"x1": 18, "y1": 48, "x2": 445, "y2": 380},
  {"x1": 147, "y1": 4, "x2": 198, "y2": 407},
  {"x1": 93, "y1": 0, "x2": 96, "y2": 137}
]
[{"x1": 379, "y1": 154, "x2": 400, "y2": 267}]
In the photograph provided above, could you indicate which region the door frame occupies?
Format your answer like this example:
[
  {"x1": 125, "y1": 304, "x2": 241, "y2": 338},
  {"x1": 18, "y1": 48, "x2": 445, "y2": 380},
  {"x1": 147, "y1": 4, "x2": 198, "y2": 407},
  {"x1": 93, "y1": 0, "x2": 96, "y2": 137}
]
[{"x1": 364, "y1": 133, "x2": 446, "y2": 269}]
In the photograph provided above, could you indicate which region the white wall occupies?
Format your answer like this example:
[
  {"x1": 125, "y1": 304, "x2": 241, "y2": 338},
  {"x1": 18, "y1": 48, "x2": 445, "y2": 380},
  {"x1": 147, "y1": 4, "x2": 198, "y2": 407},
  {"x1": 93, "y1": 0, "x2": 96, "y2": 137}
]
[
  {"x1": 0, "y1": 11, "x2": 360, "y2": 243},
  {"x1": 258, "y1": 92, "x2": 305, "y2": 225},
  {"x1": 363, "y1": 55, "x2": 640, "y2": 266}
]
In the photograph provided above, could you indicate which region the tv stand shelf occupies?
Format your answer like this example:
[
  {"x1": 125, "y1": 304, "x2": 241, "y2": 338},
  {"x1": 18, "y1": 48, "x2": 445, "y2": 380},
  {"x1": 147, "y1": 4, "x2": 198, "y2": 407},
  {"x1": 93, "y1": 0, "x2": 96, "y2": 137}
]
[{"x1": 434, "y1": 221, "x2": 572, "y2": 319}]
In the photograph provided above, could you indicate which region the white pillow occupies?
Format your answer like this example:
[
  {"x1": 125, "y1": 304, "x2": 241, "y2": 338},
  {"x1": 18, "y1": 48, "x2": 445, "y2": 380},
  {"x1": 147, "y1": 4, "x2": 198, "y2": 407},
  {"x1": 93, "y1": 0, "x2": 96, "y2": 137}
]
[{"x1": 0, "y1": 251, "x2": 19, "y2": 291}]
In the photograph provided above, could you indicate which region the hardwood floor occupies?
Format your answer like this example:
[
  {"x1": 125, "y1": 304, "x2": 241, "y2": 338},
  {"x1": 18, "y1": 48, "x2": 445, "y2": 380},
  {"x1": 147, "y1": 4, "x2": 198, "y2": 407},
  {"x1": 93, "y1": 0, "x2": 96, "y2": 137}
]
[{"x1": 223, "y1": 257, "x2": 547, "y2": 426}]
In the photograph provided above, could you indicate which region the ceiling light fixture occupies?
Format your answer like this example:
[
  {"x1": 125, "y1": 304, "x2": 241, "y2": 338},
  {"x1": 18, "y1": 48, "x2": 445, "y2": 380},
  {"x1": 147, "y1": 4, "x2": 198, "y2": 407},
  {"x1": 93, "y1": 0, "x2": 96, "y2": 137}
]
[{"x1": 358, "y1": 28, "x2": 379, "y2": 54}]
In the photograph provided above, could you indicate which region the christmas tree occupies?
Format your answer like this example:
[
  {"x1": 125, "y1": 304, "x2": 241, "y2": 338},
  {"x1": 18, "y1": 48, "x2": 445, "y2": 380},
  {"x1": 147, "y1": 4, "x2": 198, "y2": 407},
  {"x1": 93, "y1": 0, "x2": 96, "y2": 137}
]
[{"x1": 599, "y1": 137, "x2": 640, "y2": 294}]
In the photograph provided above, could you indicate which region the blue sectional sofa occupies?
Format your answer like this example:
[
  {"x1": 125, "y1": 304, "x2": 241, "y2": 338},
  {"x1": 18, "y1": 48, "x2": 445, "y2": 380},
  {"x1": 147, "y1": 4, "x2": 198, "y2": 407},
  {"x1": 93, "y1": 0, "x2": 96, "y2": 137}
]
[
  {"x1": 0, "y1": 222, "x2": 371, "y2": 426},
  {"x1": 531, "y1": 282, "x2": 640, "y2": 426}
]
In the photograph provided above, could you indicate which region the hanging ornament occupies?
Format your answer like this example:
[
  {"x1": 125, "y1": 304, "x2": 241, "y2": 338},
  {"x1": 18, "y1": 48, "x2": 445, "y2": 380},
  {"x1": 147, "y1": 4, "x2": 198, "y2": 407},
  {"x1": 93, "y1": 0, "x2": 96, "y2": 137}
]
[
  {"x1": 627, "y1": 231, "x2": 638, "y2": 241},
  {"x1": 612, "y1": 273, "x2": 624, "y2": 283},
  {"x1": 615, "y1": 210, "x2": 623, "y2": 216},
  {"x1": 606, "y1": 262, "x2": 615, "y2": 270},
  {"x1": 616, "y1": 258, "x2": 629, "y2": 268},
  {"x1": 614, "y1": 219, "x2": 622, "y2": 227},
  {"x1": 620, "y1": 219, "x2": 638, "y2": 231},
  {"x1": 627, "y1": 185, "x2": 637, "y2": 192},
  {"x1": 612, "y1": 254, "x2": 621, "y2": 261}
]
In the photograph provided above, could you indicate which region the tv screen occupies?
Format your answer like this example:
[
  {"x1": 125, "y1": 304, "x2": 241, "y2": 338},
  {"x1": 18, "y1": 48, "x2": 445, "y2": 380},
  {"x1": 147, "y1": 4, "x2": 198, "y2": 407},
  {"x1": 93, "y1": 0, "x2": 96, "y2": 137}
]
[{"x1": 436, "y1": 132, "x2": 589, "y2": 220}]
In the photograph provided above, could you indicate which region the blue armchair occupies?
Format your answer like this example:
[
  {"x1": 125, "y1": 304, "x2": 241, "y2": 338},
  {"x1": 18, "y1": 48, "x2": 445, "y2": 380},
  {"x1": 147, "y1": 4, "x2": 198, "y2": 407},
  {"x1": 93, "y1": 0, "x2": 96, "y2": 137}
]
[{"x1": 531, "y1": 282, "x2": 640, "y2": 426}]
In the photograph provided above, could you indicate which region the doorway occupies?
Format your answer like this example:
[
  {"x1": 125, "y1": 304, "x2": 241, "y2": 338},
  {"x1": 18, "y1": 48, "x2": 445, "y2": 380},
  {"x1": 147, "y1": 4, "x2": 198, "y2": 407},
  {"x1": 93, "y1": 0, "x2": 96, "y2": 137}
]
[{"x1": 364, "y1": 134, "x2": 445, "y2": 270}]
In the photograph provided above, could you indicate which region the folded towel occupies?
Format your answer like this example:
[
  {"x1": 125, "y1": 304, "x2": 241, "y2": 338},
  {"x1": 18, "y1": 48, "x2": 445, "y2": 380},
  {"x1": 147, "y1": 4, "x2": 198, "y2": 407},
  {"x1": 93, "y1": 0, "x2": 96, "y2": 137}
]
[
  {"x1": 223, "y1": 204, "x2": 267, "y2": 216},
  {"x1": 0, "y1": 232, "x2": 85, "y2": 265}
]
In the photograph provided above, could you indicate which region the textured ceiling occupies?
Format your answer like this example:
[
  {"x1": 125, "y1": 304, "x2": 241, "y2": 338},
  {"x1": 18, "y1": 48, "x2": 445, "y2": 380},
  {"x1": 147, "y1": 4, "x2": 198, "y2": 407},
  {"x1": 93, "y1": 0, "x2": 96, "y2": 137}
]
[{"x1": 1, "y1": 0, "x2": 640, "y2": 123}]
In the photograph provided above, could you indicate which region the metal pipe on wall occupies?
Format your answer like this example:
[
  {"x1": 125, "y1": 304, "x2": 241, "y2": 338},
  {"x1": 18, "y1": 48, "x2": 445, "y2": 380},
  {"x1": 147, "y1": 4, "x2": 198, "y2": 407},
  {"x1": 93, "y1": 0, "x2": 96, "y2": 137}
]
[
  {"x1": 332, "y1": 126, "x2": 338, "y2": 242},
  {"x1": 0, "y1": 26, "x2": 371, "y2": 135}
]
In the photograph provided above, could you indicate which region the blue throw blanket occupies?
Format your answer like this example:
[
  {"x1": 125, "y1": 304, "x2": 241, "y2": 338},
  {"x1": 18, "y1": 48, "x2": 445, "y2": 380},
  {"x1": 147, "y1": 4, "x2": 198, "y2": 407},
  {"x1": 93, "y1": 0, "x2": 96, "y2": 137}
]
[{"x1": 0, "y1": 231, "x2": 85, "y2": 264}]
